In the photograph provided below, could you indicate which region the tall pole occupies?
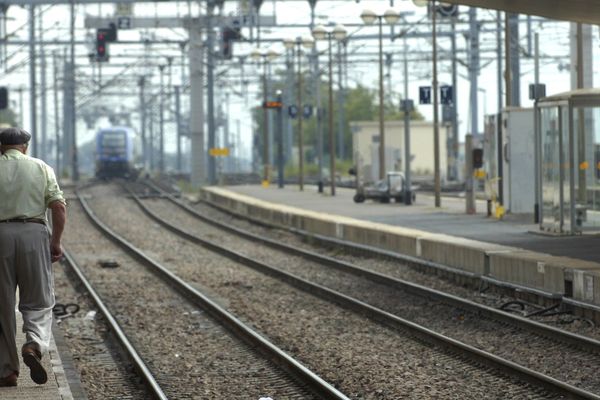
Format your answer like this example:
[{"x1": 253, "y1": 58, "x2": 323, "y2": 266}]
[
  {"x1": 285, "y1": 48, "x2": 294, "y2": 164},
  {"x1": 509, "y1": 14, "x2": 520, "y2": 106},
  {"x1": 377, "y1": 17, "x2": 385, "y2": 180},
  {"x1": 149, "y1": 103, "x2": 154, "y2": 170},
  {"x1": 466, "y1": 134, "x2": 475, "y2": 213},
  {"x1": 496, "y1": 11, "x2": 504, "y2": 205},
  {"x1": 450, "y1": 17, "x2": 458, "y2": 181},
  {"x1": 277, "y1": 91, "x2": 284, "y2": 188},
  {"x1": 52, "y1": 51, "x2": 60, "y2": 173},
  {"x1": 403, "y1": 33, "x2": 411, "y2": 205},
  {"x1": 432, "y1": 0, "x2": 441, "y2": 207},
  {"x1": 262, "y1": 59, "x2": 269, "y2": 183},
  {"x1": 534, "y1": 32, "x2": 540, "y2": 222},
  {"x1": 159, "y1": 64, "x2": 165, "y2": 174},
  {"x1": 504, "y1": 13, "x2": 511, "y2": 107},
  {"x1": 236, "y1": 119, "x2": 241, "y2": 172},
  {"x1": 28, "y1": 5, "x2": 37, "y2": 158},
  {"x1": 337, "y1": 40, "x2": 345, "y2": 160},
  {"x1": 316, "y1": 51, "x2": 324, "y2": 193},
  {"x1": 267, "y1": 64, "x2": 274, "y2": 169},
  {"x1": 138, "y1": 77, "x2": 146, "y2": 169},
  {"x1": 175, "y1": 85, "x2": 182, "y2": 172},
  {"x1": 327, "y1": 35, "x2": 335, "y2": 196},
  {"x1": 496, "y1": 12, "x2": 503, "y2": 112},
  {"x1": 297, "y1": 46, "x2": 304, "y2": 191},
  {"x1": 576, "y1": 23, "x2": 585, "y2": 203},
  {"x1": 70, "y1": 0, "x2": 78, "y2": 181},
  {"x1": 189, "y1": 22, "x2": 205, "y2": 186},
  {"x1": 39, "y1": 14, "x2": 47, "y2": 160},
  {"x1": 62, "y1": 50, "x2": 71, "y2": 178},
  {"x1": 468, "y1": 8, "x2": 479, "y2": 137},
  {"x1": 309, "y1": 2, "x2": 322, "y2": 193},
  {"x1": 224, "y1": 92, "x2": 231, "y2": 173},
  {"x1": 206, "y1": 0, "x2": 216, "y2": 184}
]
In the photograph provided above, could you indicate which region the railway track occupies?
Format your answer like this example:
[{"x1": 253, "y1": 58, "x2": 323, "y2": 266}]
[
  {"x1": 65, "y1": 189, "x2": 342, "y2": 399},
  {"x1": 75, "y1": 181, "x2": 591, "y2": 398},
  {"x1": 126, "y1": 179, "x2": 600, "y2": 399},
  {"x1": 61, "y1": 249, "x2": 168, "y2": 400}
]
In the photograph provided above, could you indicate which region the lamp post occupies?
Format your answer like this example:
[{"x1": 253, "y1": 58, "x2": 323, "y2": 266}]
[
  {"x1": 312, "y1": 24, "x2": 347, "y2": 196},
  {"x1": 283, "y1": 36, "x2": 314, "y2": 191},
  {"x1": 413, "y1": 0, "x2": 441, "y2": 207},
  {"x1": 159, "y1": 64, "x2": 166, "y2": 174},
  {"x1": 251, "y1": 47, "x2": 279, "y2": 185},
  {"x1": 361, "y1": 8, "x2": 400, "y2": 180}
]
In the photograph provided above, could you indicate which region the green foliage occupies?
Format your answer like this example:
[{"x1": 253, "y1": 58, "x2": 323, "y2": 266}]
[{"x1": 251, "y1": 74, "x2": 425, "y2": 171}]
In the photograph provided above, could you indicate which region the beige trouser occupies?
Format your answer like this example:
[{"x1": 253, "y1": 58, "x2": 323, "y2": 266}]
[{"x1": 0, "y1": 222, "x2": 54, "y2": 378}]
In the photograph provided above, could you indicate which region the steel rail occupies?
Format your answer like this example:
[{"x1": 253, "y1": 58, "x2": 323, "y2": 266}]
[
  {"x1": 61, "y1": 249, "x2": 169, "y2": 400},
  {"x1": 132, "y1": 183, "x2": 600, "y2": 400},
  {"x1": 144, "y1": 181, "x2": 600, "y2": 354},
  {"x1": 75, "y1": 190, "x2": 349, "y2": 400}
]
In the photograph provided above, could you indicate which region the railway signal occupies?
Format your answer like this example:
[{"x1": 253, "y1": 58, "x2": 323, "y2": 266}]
[
  {"x1": 0, "y1": 87, "x2": 7, "y2": 110},
  {"x1": 96, "y1": 29, "x2": 109, "y2": 62}
]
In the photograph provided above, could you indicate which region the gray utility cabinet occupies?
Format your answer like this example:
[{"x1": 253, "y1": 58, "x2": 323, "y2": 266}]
[{"x1": 502, "y1": 107, "x2": 536, "y2": 214}]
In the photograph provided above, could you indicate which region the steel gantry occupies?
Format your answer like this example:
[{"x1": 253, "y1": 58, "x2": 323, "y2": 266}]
[{"x1": 0, "y1": 0, "x2": 591, "y2": 190}]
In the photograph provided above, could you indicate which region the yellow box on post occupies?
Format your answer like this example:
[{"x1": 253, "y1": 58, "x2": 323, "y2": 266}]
[{"x1": 209, "y1": 148, "x2": 230, "y2": 157}]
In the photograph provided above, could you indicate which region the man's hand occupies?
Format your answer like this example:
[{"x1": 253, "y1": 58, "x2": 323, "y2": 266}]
[
  {"x1": 49, "y1": 200, "x2": 66, "y2": 263},
  {"x1": 50, "y1": 240, "x2": 63, "y2": 263}
]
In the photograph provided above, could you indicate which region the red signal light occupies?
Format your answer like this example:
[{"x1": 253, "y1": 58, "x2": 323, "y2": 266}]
[{"x1": 96, "y1": 29, "x2": 107, "y2": 60}]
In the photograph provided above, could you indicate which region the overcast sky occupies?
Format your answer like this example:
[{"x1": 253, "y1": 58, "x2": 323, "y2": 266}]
[{"x1": 0, "y1": 0, "x2": 595, "y2": 162}]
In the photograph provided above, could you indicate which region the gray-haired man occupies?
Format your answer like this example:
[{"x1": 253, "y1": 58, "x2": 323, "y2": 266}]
[{"x1": 0, "y1": 127, "x2": 66, "y2": 387}]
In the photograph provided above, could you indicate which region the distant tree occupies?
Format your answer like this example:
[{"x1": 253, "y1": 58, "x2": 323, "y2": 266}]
[{"x1": 251, "y1": 74, "x2": 426, "y2": 172}]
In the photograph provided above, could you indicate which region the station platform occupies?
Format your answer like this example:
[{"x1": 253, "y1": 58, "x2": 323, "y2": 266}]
[
  {"x1": 215, "y1": 185, "x2": 600, "y2": 263},
  {"x1": 198, "y1": 184, "x2": 600, "y2": 311},
  {"x1": 1, "y1": 311, "x2": 78, "y2": 400}
]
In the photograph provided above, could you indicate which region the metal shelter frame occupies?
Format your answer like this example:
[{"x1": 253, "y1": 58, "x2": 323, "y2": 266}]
[{"x1": 536, "y1": 89, "x2": 600, "y2": 234}]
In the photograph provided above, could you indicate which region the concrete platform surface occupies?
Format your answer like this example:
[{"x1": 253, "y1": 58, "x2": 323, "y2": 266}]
[
  {"x1": 220, "y1": 185, "x2": 600, "y2": 264},
  {"x1": 0, "y1": 311, "x2": 75, "y2": 400}
]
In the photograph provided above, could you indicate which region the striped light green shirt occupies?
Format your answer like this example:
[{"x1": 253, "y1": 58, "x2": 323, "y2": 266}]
[{"x1": 0, "y1": 149, "x2": 65, "y2": 222}]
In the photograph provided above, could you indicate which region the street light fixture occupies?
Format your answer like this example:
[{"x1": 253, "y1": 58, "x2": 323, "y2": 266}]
[
  {"x1": 251, "y1": 47, "x2": 279, "y2": 185},
  {"x1": 312, "y1": 23, "x2": 348, "y2": 196},
  {"x1": 282, "y1": 36, "x2": 314, "y2": 191},
  {"x1": 361, "y1": 8, "x2": 400, "y2": 180}
]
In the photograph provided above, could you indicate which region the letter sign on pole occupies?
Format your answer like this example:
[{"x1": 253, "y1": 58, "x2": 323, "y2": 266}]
[
  {"x1": 419, "y1": 86, "x2": 432, "y2": 104},
  {"x1": 303, "y1": 104, "x2": 313, "y2": 119},
  {"x1": 288, "y1": 105, "x2": 298, "y2": 119},
  {"x1": 118, "y1": 17, "x2": 131, "y2": 29},
  {"x1": 440, "y1": 85, "x2": 453, "y2": 105}
]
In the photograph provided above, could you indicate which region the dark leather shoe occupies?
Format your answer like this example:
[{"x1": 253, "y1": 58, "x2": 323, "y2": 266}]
[
  {"x1": 0, "y1": 372, "x2": 17, "y2": 387},
  {"x1": 22, "y1": 344, "x2": 47, "y2": 385}
]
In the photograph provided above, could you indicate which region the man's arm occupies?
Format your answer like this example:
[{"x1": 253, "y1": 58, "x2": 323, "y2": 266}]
[{"x1": 48, "y1": 200, "x2": 66, "y2": 263}]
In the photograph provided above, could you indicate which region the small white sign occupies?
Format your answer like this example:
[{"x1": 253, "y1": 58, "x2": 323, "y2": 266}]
[
  {"x1": 584, "y1": 275, "x2": 594, "y2": 301},
  {"x1": 118, "y1": 16, "x2": 132, "y2": 29},
  {"x1": 536, "y1": 261, "x2": 545, "y2": 274}
]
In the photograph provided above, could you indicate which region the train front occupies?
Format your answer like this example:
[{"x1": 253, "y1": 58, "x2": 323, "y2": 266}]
[{"x1": 95, "y1": 128, "x2": 134, "y2": 178}]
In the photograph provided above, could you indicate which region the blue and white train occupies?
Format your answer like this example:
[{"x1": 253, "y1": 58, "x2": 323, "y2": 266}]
[{"x1": 95, "y1": 126, "x2": 141, "y2": 178}]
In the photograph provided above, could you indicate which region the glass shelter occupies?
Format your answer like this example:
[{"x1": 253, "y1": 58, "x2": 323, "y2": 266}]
[{"x1": 536, "y1": 89, "x2": 600, "y2": 234}]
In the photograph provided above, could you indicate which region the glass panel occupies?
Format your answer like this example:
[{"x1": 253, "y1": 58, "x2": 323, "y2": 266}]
[
  {"x1": 561, "y1": 106, "x2": 571, "y2": 231},
  {"x1": 540, "y1": 106, "x2": 560, "y2": 231},
  {"x1": 573, "y1": 106, "x2": 600, "y2": 232}
]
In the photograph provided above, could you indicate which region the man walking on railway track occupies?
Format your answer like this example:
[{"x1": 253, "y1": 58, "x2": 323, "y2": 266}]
[{"x1": 0, "y1": 127, "x2": 66, "y2": 387}]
